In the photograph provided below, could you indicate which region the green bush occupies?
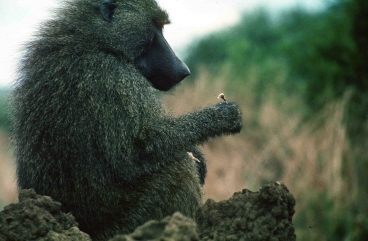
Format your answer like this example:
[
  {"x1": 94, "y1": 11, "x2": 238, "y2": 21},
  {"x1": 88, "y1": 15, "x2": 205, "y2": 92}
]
[{"x1": 0, "y1": 88, "x2": 11, "y2": 132}]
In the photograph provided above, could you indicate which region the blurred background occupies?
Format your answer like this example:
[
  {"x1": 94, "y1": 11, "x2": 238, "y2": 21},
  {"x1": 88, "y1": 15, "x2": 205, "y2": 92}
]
[{"x1": 1, "y1": 0, "x2": 368, "y2": 240}]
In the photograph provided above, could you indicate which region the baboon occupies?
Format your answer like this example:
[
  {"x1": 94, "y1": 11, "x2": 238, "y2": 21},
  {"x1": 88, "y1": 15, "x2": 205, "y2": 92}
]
[{"x1": 12, "y1": 0, "x2": 242, "y2": 240}]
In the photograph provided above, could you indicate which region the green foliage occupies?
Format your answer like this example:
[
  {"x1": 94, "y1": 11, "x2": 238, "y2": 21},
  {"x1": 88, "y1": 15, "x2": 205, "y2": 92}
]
[
  {"x1": 294, "y1": 189, "x2": 368, "y2": 241},
  {"x1": 278, "y1": 6, "x2": 356, "y2": 106},
  {"x1": 186, "y1": 9, "x2": 282, "y2": 81},
  {"x1": 0, "y1": 88, "x2": 11, "y2": 132}
]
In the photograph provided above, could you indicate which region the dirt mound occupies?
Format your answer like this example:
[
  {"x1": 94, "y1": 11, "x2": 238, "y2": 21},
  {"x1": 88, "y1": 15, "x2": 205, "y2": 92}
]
[
  {"x1": 196, "y1": 182, "x2": 296, "y2": 241},
  {"x1": 110, "y1": 212, "x2": 199, "y2": 241},
  {"x1": 0, "y1": 182, "x2": 295, "y2": 241},
  {"x1": 0, "y1": 189, "x2": 91, "y2": 241}
]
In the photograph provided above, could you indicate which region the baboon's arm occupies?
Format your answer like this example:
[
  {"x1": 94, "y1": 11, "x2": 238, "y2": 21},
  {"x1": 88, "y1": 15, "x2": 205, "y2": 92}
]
[{"x1": 139, "y1": 102, "x2": 242, "y2": 155}]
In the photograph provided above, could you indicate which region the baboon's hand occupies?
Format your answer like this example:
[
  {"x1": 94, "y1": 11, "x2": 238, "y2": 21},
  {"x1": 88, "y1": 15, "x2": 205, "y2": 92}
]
[{"x1": 214, "y1": 102, "x2": 242, "y2": 134}]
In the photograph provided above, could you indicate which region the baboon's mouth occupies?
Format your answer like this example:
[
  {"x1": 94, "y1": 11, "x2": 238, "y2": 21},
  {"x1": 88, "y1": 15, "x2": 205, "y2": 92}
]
[{"x1": 148, "y1": 74, "x2": 182, "y2": 91}]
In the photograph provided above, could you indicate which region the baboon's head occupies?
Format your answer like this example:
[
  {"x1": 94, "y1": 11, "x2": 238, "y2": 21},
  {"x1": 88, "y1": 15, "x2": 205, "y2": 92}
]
[{"x1": 63, "y1": 0, "x2": 190, "y2": 91}]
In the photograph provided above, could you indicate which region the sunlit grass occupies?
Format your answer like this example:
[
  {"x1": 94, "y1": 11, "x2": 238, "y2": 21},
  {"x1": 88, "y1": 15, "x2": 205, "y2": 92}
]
[
  {"x1": 0, "y1": 131, "x2": 17, "y2": 209},
  {"x1": 162, "y1": 68, "x2": 358, "y2": 240}
]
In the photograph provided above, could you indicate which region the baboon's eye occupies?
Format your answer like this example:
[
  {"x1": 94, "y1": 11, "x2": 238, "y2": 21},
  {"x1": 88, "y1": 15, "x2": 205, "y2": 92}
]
[
  {"x1": 137, "y1": 35, "x2": 154, "y2": 56},
  {"x1": 100, "y1": 0, "x2": 117, "y2": 22},
  {"x1": 154, "y1": 23, "x2": 164, "y2": 30}
]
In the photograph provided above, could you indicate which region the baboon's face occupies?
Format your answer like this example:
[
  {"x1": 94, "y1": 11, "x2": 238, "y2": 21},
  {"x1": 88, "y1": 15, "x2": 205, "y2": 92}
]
[{"x1": 99, "y1": 0, "x2": 190, "y2": 91}]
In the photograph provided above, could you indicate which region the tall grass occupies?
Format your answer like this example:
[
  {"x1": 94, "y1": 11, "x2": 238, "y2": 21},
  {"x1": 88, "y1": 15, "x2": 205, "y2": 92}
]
[
  {"x1": 0, "y1": 131, "x2": 17, "y2": 209},
  {"x1": 162, "y1": 68, "x2": 359, "y2": 240}
]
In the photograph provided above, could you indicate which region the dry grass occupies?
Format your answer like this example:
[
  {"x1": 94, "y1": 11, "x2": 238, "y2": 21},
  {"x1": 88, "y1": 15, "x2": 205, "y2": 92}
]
[
  {"x1": 163, "y1": 70, "x2": 357, "y2": 239},
  {"x1": 0, "y1": 131, "x2": 17, "y2": 207}
]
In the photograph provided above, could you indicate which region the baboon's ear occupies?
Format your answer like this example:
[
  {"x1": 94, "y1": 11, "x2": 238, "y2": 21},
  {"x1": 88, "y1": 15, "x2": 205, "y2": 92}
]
[{"x1": 100, "y1": 0, "x2": 117, "y2": 22}]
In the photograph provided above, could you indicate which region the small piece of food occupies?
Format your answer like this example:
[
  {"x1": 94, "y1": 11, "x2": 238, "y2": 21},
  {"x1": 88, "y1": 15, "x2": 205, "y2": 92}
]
[
  {"x1": 218, "y1": 93, "x2": 227, "y2": 103},
  {"x1": 187, "y1": 152, "x2": 201, "y2": 163}
]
